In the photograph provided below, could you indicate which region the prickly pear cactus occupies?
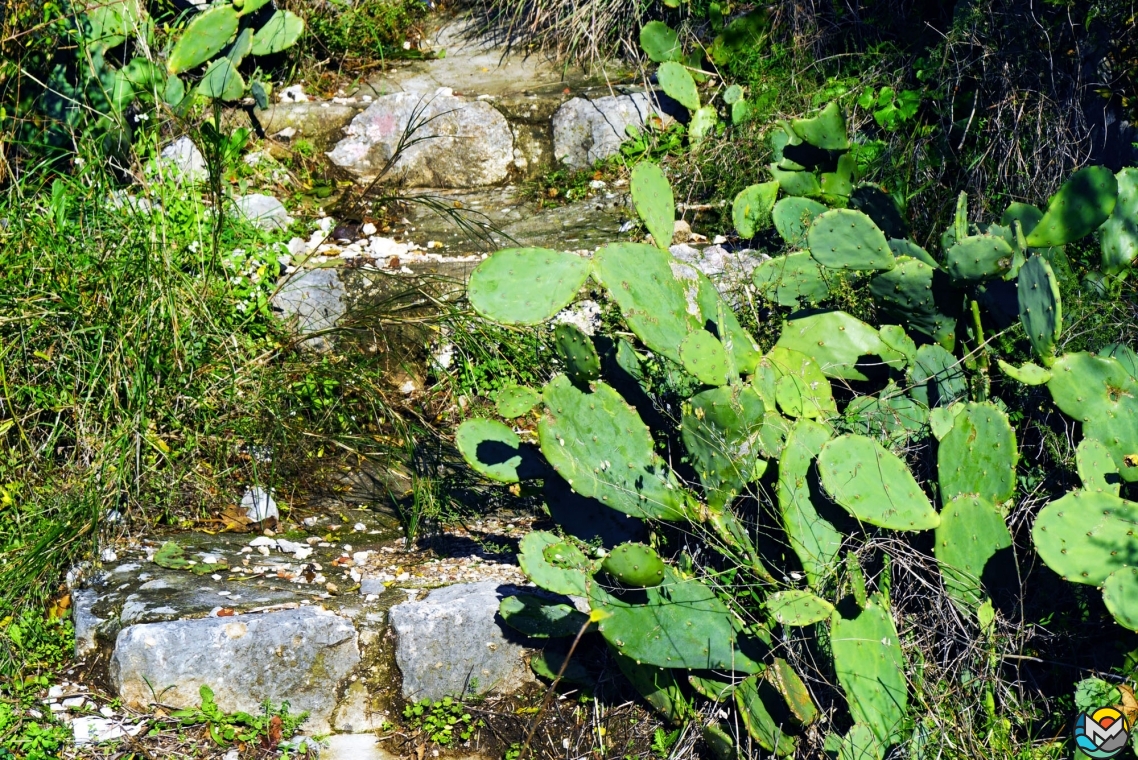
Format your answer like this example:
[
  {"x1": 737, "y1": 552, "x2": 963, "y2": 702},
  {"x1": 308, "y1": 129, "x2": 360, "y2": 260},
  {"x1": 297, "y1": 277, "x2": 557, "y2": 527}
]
[
  {"x1": 1032, "y1": 490, "x2": 1138, "y2": 585},
  {"x1": 774, "y1": 310, "x2": 905, "y2": 381},
  {"x1": 766, "y1": 590, "x2": 835, "y2": 626},
  {"x1": 167, "y1": 4, "x2": 239, "y2": 74},
  {"x1": 777, "y1": 419, "x2": 842, "y2": 586},
  {"x1": 1017, "y1": 254, "x2": 1062, "y2": 367},
  {"x1": 639, "y1": 20, "x2": 682, "y2": 62},
  {"x1": 678, "y1": 330, "x2": 732, "y2": 386},
  {"x1": 1102, "y1": 568, "x2": 1138, "y2": 631},
  {"x1": 887, "y1": 238, "x2": 938, "y2": 268},
  {"x1": 517, "y1": 531, "x2": 596, "y2": 596},
  {"x1": 767, "y1": 347, "x2": 837, "y2": 420},
  {"x1": 1101, "y1": 167, "x2": 1138, "y2": 275},
  {"x1": 553, "y1": 323, "x2": 601, "y2": 385},
  {"x1": 538, "y1": 376, "x2": 688, "y2": 520},
  {"x1": 196, "y1": 58, "x2": 244, "y2": 100},
  {"x1": 631, "y1": 162, "x2": 675, "y2": 250},
  {"x1": 772, "y1": 197, "x2": 827, "y2": 247},
  {"x1": 945, "y1": 235, "x2": 1015, "y2": 282},
  {"x1": 996, "y1": 359, "x2": 1050, "y2": 385},
  {"x1": 682, "y1": 385, "x2": 769, "y2": 508},
  {"x1": 908, "y1": 343, "x2": 967, "y2": 408},
  {"x1": 934, "y1": 495, "x2": 1012, "y2": 611},
  {"x1": 837, "y1": 724, "x2": 884, "y2": 760},
  {"x1": 495, "y1": 385, "x2": 541, "y2": 418},
  {"x1": 752, "y1": 252, "x2": 831, "y2": 308},
  {"x1": 771, "y1": 165, "x2": 822, "y2": 198},
  {"x1": 817, "y1": 434, "x2": 940, "y2": 531},
  {"x1": 498, "y1": 594, "x2": 590, "y2": 638},
  {"x1": 869, "y1": 257, "x2": 958, "y2": 348},
  {"x1": 468, "y1": 248, "x2": 591, "y2": 325},
  {"x1": 734, "y1": 674, "x2": 797, "y2": 756},
  {"x1": 807, "y1": 209, "x2": 895, "y2": 271},
  {"x1": 657, "y1": 61, "x2": 700, "y2": 111},
  {"x1": 937, "y1": 402, "x2": 1018, "y2": 505},
  {"x1": 455, "y1": 418, "x2": 525, "y2": 483},
  {"x1": 250, "y1": 10, "x2": 305, "y2": 56},
  {"x1": 769, "y1": 657, "x2": 818, "y2": 725},
  {"x1": 602, "y1": 542, "x2": 666, "y2": 587},
  {"x1": 830, "y1": 599, "x2": 907, "y2": 746},
  {"x1": 1024, "y1": 166, "x2": 1118, "y2": 248},
  {"x1": 790, "y1": 101, "x2": 849, "y2": 150},
  {"x1": 1076, "y1": 437, "x2": 1120, "y2": 495}
]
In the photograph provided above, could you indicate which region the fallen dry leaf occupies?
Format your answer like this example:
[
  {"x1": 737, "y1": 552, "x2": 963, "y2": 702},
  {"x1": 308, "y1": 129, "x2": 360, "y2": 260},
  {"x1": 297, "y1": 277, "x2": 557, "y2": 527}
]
[{"x1": 217, "y1": 608, "x2": 236, "y2": 617}]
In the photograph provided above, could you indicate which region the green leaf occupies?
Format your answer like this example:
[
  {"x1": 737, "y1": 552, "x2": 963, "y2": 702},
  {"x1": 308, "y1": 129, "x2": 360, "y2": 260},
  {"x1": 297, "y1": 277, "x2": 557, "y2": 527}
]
[{"x1": 251, "y1": 10, "x2": 305, "y2": 56}]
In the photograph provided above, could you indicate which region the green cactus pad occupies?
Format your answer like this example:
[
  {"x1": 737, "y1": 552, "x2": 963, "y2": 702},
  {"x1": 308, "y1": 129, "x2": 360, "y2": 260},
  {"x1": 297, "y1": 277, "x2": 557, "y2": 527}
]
[
  {"x1": 167, "y1": 4, "x2": 239, "y2": 74},
  {"x1": 682, "y1": 385, "x2": 769, "y2": 508},
  {"x1": 1077, "y1": 438, "x2": 1120, "y2": 495},
  {"x1": 1025, "y1": 166, "x2": 1118, "y2": 247},
  {"x1": 1101, "y1": 168, "x2": 1138, "y2": 275},
  {"x1": 498, "y1": 594, "x2": 591, "y2": 638},
  {"x1": 818, "y1": 434, "x2": 940, "y2": 530},
  {"x1": 692, "y1": 273, "x2": 763, "y2": 376},
  {"x1": 945, "y1": 234, "x2": 1015, "y2": 282},
  {"x1": 831, "y1": 601, "x2": 907, "y2": 745},
  {"x1": 847, "y1": 552, "x2": 868, "y2": 609},
  {"x1": 631, "y1": 162, "x2": 675, "y2": 249},
  {"x1": 602, "y1": 542, "x2": 666, "y2": 587},
  {"x1": 820, "y1": 153, "x2": 856, "y2": 198},
  {"x1": 770, "y1": 166, "x2": 822, "y2": 197},
  {"x1": 678, "y1": 330, "x2": 731, "y2": 386},
  {"x1": 1032, "y1": 490, "x2": 1138, "y2": 585},
  {"x1": 455, "y1": 418, "x2": 527, "y2": 483},
  {"x1": 937, "y1": 402, "x2": 1018, "y2": 505},
  {"x1": 734, "y1": 675, "x2": 797, "y2": 756},
  {"x1": 752, "y1": 252, "x2": 831, "y2": 308},
  {"x1": 733, "y1": 181, "x2": 779, "y2": 239},
  {"x1": 934, "y1": 496, "x2": 1012, "y2": 610},
  {"x1": 929, "y1": 402, "x2": 964, "y2": 441},
  {"x1": 495, "y1": 385, "x2": 541, "y2": 418},
  {"x1": 539, "y1": 375, "x2": 687, "y2": 520},
  {"x1": 639, "y1": 20, "x2": 682, "y2": 62},
  {"x1": 553, "y1": 323, "x2": 601, "y2": 385},
  {"x1": 250, "y1": 10, "x2": 304, "y2": 55},
  {"x1": 731, "y1": 99, "x2": 752, "y2": 125},
  {"x1": 843, "y1": 388, "x2": 929, "y2": 447},
  {"x1": 878, "y1": 325, "x2": 917, "y2": 364},
  {"x1": 808, "y1": 209, "x2": 895, "y2": 271},
  {"x1": 589, "y1": 568, "x2": 765, "y2": 672},
  {"x1": 838, "y1": 724, "x2": 884, "y2": 760},
  {"x1": 657, "y1": 61, "x2": 700, "y2": 111},
  {"x1": 689, "y1": 106, "x2": 718, "y2": 143},
  {"x1": 723, "y1": 84, "x2": 744, "y2": 104},
  {"x1": 770, "y1": 657, "x2": 818, "y2": 725},
  {"x1": 766, "y1": 590, "x2": 835, "y2": 626},
  {"x1": 777, "y1": 419, "x2": 842, "y2": 587},
  {"x1": 530, "y1": 649, "x2": 592, "y2": 686},
  {"x1": 235, "y1": 0, "x2": 273, "y2": 15},
  {"x1": 468, "y1": 248, "x2": 591, "y2": 325},
  {"x1": 1100, "y1": 343, "x2": 1138, "y2": 380},
  {"x1": 196, "y1": 58, "x2": 245, "y2": 100},
  {"x1": 1102, "y1": 568, "x2": 1138, "y2": 631},
  {"x1": 996, "y1": 359, "x2": 1051, "y2": 385},
  {"x1": 702, "y1": 723, "x2": 737, "y2": 760},
  {"x1": 518, "y1": 531, "x2": 596, "y2": 596},
  {"x1": 1047, "y1": 352, "x2": 1138, "y2": 482},
  {"x1": 767, "y1": 347, "x2": 837, "y2": 420},
  {"x1": 774, "y1": 310, "x2": 905, "y2": 381},
  {"x1": 870, "y1": 257, "x2": 958, "y2": 347},
  {"x1": 1017, "y1": 254, "x2": 1063, "y2": 367},
  {"x1": 850, "y1": 184, "x2": 908, "y2": 239},
  {"x1": 1001, "y1": 202, "x2": 1044, "y2": 236},
  {"x1": 888, "y1": 238, "x2": 938, "y2": 268},
  {"x1": 772, "y1": 197, "x2": 827, "y2": 247},
  {"x1": 790, "y1": 101, "x2": 849, "y2": 150},
  {"x1": 611, "y1": 648, "x2": 689, "y2": 723},
  {"x1": 908, "y1": 343, "x2": 967, "y2": 408}
]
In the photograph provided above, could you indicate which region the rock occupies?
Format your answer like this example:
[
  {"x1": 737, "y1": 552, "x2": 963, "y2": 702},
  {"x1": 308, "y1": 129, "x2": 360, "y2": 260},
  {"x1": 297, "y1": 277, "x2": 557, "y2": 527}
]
[
  {"x1": 73, "y1": 589, "x2": 104, "y2": 658},
  {"x1": 552, "y1": 94, "x2": 662, "y2": 168},
  {"x1": 553, "y1": 300, "x2": 602, "y2": 337},
  {"x1": 360, "y1": 577, "x2": 386, "y2": 596},
  {"x1": 278, "y1": 84, "x2": 309, "y2": 103},
  {"x1": 110, "y1": 607, "x2": 360, "y2": 733},
  {"x1": 331, "y1": 680, "x2": 384, "y2": 733},
  {"x1": 271, "y1": 269, "x2": 345, "y2": 351},
  {"x1": 327, "y1": 89, "x2": 514, "y2": 187},
  {"x1": 233, "y1": 194, "x2": 293, "y2": 232},
  {"x1": 669, "y1": 243, "x2": 769, "y2": 303},
  {"x1": 72, "y1": 717, "x2": 144, "y2": 745},
  {"x1": 388, "y1": 582, "x2": 533, "y2": 700},
  {"x1": 672, "y1": 219, "x2": 692, "y2": 244},
  {"x1": 158, "y1": 137, "x2": 207, "y2": 183},
  {"x1": 240, "y1": 487, "x2": 279, "y2": 523},
  {"x1": 320, "y1": 734, "x2": 392, "y2": 760},
  {"x1": 252, "y1": 102, "x2": 363, "y2": 151}
]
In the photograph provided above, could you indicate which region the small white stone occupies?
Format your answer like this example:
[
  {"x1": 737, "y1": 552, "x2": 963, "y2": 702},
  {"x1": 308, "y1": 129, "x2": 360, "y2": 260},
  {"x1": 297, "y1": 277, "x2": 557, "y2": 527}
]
[
  {"x1": 100, "y1": 548, "x2": 118, "y2": 563},
  {"x1": 361, "y1": 223, "x2": 377, "y2": 236}
]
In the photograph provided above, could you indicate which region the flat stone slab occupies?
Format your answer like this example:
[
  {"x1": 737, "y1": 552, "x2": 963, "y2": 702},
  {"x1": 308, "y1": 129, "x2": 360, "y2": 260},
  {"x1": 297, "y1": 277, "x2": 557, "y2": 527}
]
[
  {"x1": 111, "y1": 606, "x2": 360, "y2": 733},
  {"x1": 552, "y1": 94, "x2": 666, "y2": 169}
]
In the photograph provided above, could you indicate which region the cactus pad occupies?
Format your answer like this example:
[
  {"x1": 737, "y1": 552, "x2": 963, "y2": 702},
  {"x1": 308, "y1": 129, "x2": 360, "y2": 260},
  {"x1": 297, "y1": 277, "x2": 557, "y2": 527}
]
[
  {"x1": 1101, "y1": 167, "x2": 1138, "y2": 275},
  {"x1": 772, "y1": 197, "x2": 827, "y2": 247},
  {"x1": 1025, "y1": 166, "x2": 1118, "y2": 247},
  {"x1": 456, "y1": 418, "x2": 525, "y2": 483},
  {"x1": 767, "y1": 347, "x2": 837, "y2": 419},
  {"x1": 1001, "y1": 202, "x2": 1044, "y2": 237},
  {"x1": 838, "y1": 724, "x2": 884, "y2": 760},
  {"x1": 843, "y1": 387, "x2": 929, "y2": 447},
  {"x1": 657, "y1": 61, "x2": 700, "y2": 111},
  {"x1": 539, "y1": 376, "x2": 687, "y2": 520},
  {"x1": 820, "y1": 153, "x2": 856, "y2": 199},
  {"x1": 689, "y1": 106, "x2": 719, "y2": 143},
  {"x1": 774, "y1": 310, "x2": 905, "y2": 381},
  {"x1": 734, "y1": 675, "x2": 797, "y2": 756},
  {"x1": 468, "y1": 248, "x2": 591, "y2": 325},
  {"x1": 945, "y1": 234, "x2": 1015, "y2": 281},
  {"x1": 1102, "y1": 568, "x2": 1138, "y2": 632},
  {"x1": 679, "y1": 330, "x2": 731, "y2": 386},
  {"x1": 498, "y1": 594, "x2": 590, "y2": 638},
  {"x1": 733, "y1": 181, "x2": 779, "y2": 238},
  {"x1": 830, "y1": 600, "x2": 907, "y2": 745},
  {"x1": 888, "y1": 238, "x2": 938, "y2": 268},
  {"x1": 1017, "y1": 254, "x2": 1062, "y2": 367},
  {"x1": 702, "y1": 723, "x2": 737, "y2": 760},
  {"x1": 611, "y1": 648, "x2": 689, "y2": 722},
  {"x1": 996, "y1": 359, "x2": 1051, "y2": 385},
  {"x1": 553, "y1": 323, "x2": 601, "y2": 385},
  {"x1": 589, "y1": 568, "x2": 765, "y2": 672},
  {"x1": 167, "y1": 4, "x2": 239, "y2": 74},
  {"x1": 878, "y1": 325, "x2": 916, "y2": 364},
  {"x1": 929, "y1": 402, "x2": 964, "y2": 441},
  {"x1": 778, "y1": 419, "x2": 842, "y2": 586},
  {"x1": 908, "y1": 343, "x2": 968, "y2": 408},
  {"x1": 934, "y1": 495, "x2": 1012, "y2": 610},
  {"x1": 1100, "y1": 343, "x2": 1138, "y2": 380},
  {"x1": 631, "y1": 162, "x2": 675, "y2": 249},
  {"x1": 937, "y1": 402, "x2": 1018, "y2": 505},
  {"x1": 1076, "y1": 438, "x2": 1120, "y2": 495},
  {"x1": 807, "y1": 209, "x2": 895, "y2": 271},
  {"x1": 602, "y1": 542, "x2": 665, "y2": 587},
  {"x1": 818, "y1": 434, "x2": 940, "y2": 531},
  {"x1": 769, "y1": 657, "x2": 818, "y2": 725},
  {"x1": 495, "y1": 385, "x2": 541, "y2": 418},
  {"x1": 850, "y1": 184, "x2": 908, "y2": 239},
  {"x1": 639, "y1": 20, "x2": 682, "y2": 62},
  {"x1": 770, "y1": 166, "x2": 822, "y2": 197},
  {"x1": 196, "y1": 58, "x2": 244, "y2": 101},
  {"x1": 518, "y1": 531, "x2": 596, "y2": 596},
  {"x1": 1031, "y1": 490, "x2": 1138, "y2": 585},
  {"x1": 790, "y1": 101, "x2": 849, "y2": 150},
  {"x1": 250, "y1": 10, "x2": 304, "y2": 55},
  {"x1": 766, "y1": 590, "x2": 835, "y2": 626},
  {"x1": 752, "y1": 252, "x2": 831, "y2": 308},
  {"x1": 869, "y1": 257, "x2": 958, "y2": 347},
  {"x1": 1047, "y1": 352, "x2": 1138, "y2": 482},
  {"x1": 682, "y1": 385, "x2": 769, "y2": 508}
]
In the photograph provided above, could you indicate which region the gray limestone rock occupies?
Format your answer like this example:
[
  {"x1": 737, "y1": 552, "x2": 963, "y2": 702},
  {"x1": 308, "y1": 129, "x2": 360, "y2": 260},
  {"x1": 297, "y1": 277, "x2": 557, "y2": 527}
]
[
  {"x1": 271, "y1": 269, "x2": 345, "y2": 351},
  {"x1": 327, "y1": 89, "x2": 514, "y2": 187},
  {"x1": 233, "y1": 194, "x2": 293, "y2": 232},
  {"x1": 110, "y1": 607, "x2": 360, "y2": 733},
  {"x1": 389, "y1": 582, "x2": 533, "y2": 701},
  {"x1": 158, "y1": 137, "x2": 207, "y2": 183},
  {"x1": 552, "y1": 94, "x2": 661, "y2": 169}
]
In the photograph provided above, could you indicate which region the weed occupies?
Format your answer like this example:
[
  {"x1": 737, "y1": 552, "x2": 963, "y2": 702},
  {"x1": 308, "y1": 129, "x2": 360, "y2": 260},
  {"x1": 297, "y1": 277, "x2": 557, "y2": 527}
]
[
  {"x1": 651, "y1": 726, "x2": 680, "y2": 758},
  {"x1": 167, "y1": 684, "x2": 306, "y2": 747},
  {"x1": 402, "y1": 696, "x2": 482, "y2": 746},
  {"x1": 302, "y1": 0, "x2": 428, "y2": 68}
]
